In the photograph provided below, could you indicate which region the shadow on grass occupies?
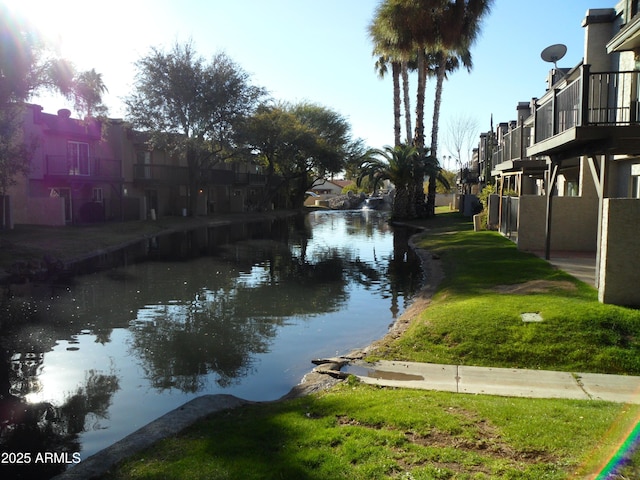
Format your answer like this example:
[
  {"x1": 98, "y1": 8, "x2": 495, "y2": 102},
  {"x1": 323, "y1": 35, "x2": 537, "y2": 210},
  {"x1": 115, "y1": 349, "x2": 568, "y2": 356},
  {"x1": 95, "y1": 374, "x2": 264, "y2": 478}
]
[
  {"x1": 418, "y1": 228, "x2": 584, "y2": 297},
  {"x1": 104, "y1": 383, "x2": 631, "y2": 480}
]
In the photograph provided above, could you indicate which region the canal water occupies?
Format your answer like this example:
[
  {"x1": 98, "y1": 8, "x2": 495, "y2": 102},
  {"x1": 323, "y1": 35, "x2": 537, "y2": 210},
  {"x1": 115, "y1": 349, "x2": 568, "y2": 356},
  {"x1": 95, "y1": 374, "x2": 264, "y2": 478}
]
[{"x1": 0, "y1": 210, "x2": 422, "y2": 478}]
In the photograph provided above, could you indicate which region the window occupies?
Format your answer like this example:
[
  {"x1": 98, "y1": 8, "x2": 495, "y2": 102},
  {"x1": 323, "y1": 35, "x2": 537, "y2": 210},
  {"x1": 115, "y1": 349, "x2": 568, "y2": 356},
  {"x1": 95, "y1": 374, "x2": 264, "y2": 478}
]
[
  {"x1": 137, "y1": 151, "x2": 152, "y2": 179},
  {"x1": 632, "y1": 164, "x2": 640, "y2": 198},
  {"x1": 566, "y1": 181, "x2": 579, "y2": 197},
  {"x1": 68, "y1": 141, "x2": 89, "y2": 175},
  {"x1": 93, "y1": 187, "x2": 103, "y2": 203},
  {"x1": 632, "y1": 176, "x2": 640, "y2": 198}
]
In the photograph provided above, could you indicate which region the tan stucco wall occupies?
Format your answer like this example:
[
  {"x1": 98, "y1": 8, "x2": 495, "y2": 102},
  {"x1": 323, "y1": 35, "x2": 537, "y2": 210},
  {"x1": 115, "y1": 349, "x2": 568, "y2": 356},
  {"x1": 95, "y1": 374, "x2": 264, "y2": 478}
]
[
  {"x1": 435, "y1": 193, "x2": 453, "y2": 207},
  {"x1": 12, "y1": 197, "x2": 66, "y2": 226},
  {"x1": 598, "y1": 199, "x2": 640, "y2": 306},
  {"x1": 517, "y1": 195, "x2": 599, "y2": 252}
]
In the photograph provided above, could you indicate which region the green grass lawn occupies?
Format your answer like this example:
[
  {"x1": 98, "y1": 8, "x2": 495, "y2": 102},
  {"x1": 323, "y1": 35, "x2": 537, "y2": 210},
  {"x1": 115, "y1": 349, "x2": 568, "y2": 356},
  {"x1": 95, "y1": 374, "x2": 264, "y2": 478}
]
[
  {"x1": 373, "y1": 213, "x2": 640, "y2": 375},
  {"x1": 103, "y1": 381, "x2": 639, "y2": 480},
  {"x1": 101, "y1": 210, "x2": 640, "y2": 479}
]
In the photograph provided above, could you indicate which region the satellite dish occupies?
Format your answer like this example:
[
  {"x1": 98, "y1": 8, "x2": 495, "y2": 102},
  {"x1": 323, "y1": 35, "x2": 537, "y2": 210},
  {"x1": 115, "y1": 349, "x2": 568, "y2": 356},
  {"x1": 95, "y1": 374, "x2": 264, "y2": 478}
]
[{"x1": 540, "y1": 44, "x2": 567, "y2": 69}]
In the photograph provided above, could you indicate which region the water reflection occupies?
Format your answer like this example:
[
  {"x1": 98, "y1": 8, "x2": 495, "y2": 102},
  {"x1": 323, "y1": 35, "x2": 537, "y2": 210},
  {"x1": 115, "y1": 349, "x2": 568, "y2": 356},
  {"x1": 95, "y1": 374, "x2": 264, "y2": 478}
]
[{"x1": 0, "y1": 210, "x2": 422, "y2": 477}]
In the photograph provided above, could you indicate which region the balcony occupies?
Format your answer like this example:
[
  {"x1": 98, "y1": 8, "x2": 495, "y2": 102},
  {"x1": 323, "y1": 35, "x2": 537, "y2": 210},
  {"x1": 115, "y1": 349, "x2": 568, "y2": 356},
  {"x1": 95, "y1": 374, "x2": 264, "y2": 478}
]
[
  {"x1": 491, "y1": 124, "x2": 546, "y2": 176},
  {"x1": 234, "y1": 172, "x2": 267, "y2": 185},
  {"x1": 45, "y1": 155, "x2": 122, "y2": 181},
  {"x1": 134, "y1": 164, "x2": 189, "y2": 185},
  {"x1": 492, "y1": 124, "x2": 530, "y2": 166},
  {"x1": 134, "y1": 165, "x2": 267, "y2": 187},
  {"x1": 528, "y1": 65, "x2": 640, "y2": 159}
]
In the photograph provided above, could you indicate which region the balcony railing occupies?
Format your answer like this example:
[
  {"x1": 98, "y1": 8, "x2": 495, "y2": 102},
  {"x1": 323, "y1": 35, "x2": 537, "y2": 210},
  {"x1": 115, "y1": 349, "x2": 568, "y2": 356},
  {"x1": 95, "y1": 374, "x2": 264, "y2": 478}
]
[
  {"x1": 491, "y1": 124, "x2": 531, "y2": 167},
  {"x1": 134, "y1": 164, "x2": 189, "y2": 184},
  {"x1": 234, "y1": 172, "x2": 267, "y2": 185},
  {"x1": 534, "y1": 65, "x2": 640, "y2": 143},
  {"x1": 134, "y1": 164, "x2": 268, "y2": 186},
  {"x1": 46, "y1": 155, "x2": 122, "y2": 179}
]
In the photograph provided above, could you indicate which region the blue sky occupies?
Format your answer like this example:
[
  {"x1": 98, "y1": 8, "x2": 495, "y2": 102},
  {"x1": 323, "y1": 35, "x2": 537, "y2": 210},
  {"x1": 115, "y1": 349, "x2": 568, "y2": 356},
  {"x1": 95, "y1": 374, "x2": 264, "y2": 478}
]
[{"x1": 7, "y1": 0, "x2": 602, "y2": 166}]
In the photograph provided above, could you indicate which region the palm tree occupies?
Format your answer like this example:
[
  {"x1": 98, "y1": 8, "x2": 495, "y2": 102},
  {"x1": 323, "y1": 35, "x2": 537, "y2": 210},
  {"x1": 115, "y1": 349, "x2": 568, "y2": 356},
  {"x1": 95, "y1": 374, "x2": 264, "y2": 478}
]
[
  {"x1": 357, "y1": 144, "x2": 419, "y2": 220},
  {"x1": 370, "y1": 1, "x2": 447, "y2": 217},
  {"x1": 424, "y1": 50, "x2": 472, "y2": 214},
  {"x1": 421, "y1": 149, "x2": 450, "y2": 194},
  {"x1": 373, "y1": 53, "x2": 402, "y2": 146},
  {"x1": 370, "y1": 1, "x2": 442, "y2": 148},
  {"x1": 70, "y1": 68, "x2": 109, "y2": 118},
  {"x1": 370, "y1": 0, "x2": 492, "y2": 216},
  {"x1": 426, "y1": 0, "x2": 493, "y2": 215},
  {"x1": 370, "y1": 2, "x2": 408, "y2": 146},
  {"x1": 425, "y1": 0, "x2": 493, "y2": 216}
]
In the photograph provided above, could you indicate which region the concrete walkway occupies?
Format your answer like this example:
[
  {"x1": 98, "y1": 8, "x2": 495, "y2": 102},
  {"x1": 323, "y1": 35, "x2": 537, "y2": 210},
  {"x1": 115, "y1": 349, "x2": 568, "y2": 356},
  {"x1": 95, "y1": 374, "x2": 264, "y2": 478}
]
[
  {"x1": 344, "y1": 360, "x2": 640, "y2": 403},
  {"x1": 533, "y1": 251, "x2": 598, "y2": 286}
]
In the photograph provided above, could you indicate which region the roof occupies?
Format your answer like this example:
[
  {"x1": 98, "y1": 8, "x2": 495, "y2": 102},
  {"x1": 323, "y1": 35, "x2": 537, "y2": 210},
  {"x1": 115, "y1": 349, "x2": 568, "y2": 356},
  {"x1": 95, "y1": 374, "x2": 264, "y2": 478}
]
[{"x1": 328, "y1": 179, "x2": 354, "y2": 189}]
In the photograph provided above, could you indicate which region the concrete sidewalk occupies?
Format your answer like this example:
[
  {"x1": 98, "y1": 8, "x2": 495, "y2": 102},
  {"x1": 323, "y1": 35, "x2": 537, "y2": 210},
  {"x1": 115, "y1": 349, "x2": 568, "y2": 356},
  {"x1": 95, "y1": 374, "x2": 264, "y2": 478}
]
[
  {"x1": 533, "y1": 251, "x2": 597, "y2": 286},
  {"x1": 344, "y1": 360, "x2": 640, "y2": 403}
]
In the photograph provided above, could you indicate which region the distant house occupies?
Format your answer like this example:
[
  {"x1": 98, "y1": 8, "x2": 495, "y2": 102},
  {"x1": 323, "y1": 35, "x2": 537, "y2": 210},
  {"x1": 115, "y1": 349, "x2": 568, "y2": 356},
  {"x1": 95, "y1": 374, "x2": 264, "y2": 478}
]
[
  {"x1": 304, "y1": 179, "x2": 354, "y2": 207},
  {"x1": 483, "y1": 4, "x2": 640, "y2": 306},
  {"x1": 308, "y1": 179, "x2": 353, "y2": 196}
]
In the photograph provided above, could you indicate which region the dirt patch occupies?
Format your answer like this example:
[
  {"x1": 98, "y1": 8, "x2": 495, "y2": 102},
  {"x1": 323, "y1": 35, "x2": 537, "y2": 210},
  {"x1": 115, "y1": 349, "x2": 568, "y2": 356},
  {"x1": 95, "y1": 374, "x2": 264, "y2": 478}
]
[
  {"x1": 493, "y1": 279, "x2": 577, "y2": 295},
  {"x1": 336, "y1": 407, "x2": 558, "y2": 475}
]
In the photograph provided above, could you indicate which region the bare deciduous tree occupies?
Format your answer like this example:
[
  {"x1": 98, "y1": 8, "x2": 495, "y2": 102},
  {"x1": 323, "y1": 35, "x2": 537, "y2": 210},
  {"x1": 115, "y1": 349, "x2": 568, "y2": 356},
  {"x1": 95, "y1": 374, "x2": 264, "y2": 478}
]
[{"x1": 445, "y1": 114, "x2": 479, "y2": 168}]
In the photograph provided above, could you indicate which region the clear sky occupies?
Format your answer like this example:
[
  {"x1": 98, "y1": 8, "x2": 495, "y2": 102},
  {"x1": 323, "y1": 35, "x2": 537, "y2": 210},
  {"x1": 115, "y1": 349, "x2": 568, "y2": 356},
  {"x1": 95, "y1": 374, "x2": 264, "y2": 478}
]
[{"x1": 6, "y1": 0, "x2": 604, "y2": 168}]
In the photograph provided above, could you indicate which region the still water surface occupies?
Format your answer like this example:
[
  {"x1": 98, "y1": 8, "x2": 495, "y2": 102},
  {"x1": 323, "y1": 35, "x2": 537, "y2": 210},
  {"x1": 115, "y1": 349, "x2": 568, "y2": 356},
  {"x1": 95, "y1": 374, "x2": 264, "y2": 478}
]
[{"x1": 0, "y1": 210, "x2": 422, "y2": 477}]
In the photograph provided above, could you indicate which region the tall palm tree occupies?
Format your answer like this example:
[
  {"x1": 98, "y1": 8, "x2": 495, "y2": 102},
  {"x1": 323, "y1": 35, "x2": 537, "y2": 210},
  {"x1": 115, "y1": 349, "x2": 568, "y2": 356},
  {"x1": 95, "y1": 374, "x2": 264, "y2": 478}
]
[
  {"x1": 373, "y1": 53, "x2": 402, "y2": 146},
  {"x1": 424, "y1": 50, "x2": 472, "y2": 214},
  {"x1": 371, "y1": 1, "x2": 447, "y2": 217},
  {"x1": 424, "y1": 0, "x2": 493, "y2": 216},
  {"x1": 370, "y1": 2, "x2": 411, "y2": 147},
  {"x1": 369, "y1": 1, "x2": 491, "y2": 216},
  {"x1": 370, "y1": 0, "x2": 443, "y2": 148},
  {"x1": 357, "y1": 144, "x2": 418, "y2": 219}
]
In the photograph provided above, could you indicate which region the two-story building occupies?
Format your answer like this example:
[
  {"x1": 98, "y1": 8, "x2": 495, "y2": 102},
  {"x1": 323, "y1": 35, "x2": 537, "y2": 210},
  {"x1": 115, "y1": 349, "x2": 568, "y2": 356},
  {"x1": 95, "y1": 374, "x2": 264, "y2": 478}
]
[
  {"x1": 8, "y1": 105, "x2": 127, "y2": 226},
  {"x1": 486, "y1": 2, "x2": 640, "y2": 306},
  {"x1": 5, "y1": 104, "x2": 271, "y2": 227}
]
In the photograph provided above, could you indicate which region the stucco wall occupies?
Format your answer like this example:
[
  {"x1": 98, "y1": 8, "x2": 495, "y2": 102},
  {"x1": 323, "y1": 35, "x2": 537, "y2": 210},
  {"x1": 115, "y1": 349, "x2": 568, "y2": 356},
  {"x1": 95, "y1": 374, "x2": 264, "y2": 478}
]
[
  {"x1": 12, "y1": 197, "x2": 66, "y2": 226},
  {"x1": 598, "y1": 199, "x2": 640, "y2": 306},
  {"x1": 517, "y1": 195, "x2": 599, "y2": 252},
  {"x1": 435, "y1": 193, "x2": 453, "y2": 207}
]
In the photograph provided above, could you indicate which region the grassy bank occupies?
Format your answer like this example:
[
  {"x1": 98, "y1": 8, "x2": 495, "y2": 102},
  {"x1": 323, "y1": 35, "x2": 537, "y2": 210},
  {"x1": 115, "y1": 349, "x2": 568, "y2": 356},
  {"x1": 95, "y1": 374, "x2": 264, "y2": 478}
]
[
  {"x1": 373, "y1": 212, "x2": 640, "y2": 374},
  {"x1": 101, "y1": 211, "x2": 640, "y2": 479},
  {"x1": 103, "y1": 382, "x2": 637, "y2": 479}
]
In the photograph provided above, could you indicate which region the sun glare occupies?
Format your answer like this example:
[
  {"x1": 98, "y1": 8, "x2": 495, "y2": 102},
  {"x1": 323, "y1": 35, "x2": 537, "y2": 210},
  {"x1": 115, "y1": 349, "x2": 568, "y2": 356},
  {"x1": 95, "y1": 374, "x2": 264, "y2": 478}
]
[{"x1": 3, "y1": 0, "x2": 166, "y2": 116}]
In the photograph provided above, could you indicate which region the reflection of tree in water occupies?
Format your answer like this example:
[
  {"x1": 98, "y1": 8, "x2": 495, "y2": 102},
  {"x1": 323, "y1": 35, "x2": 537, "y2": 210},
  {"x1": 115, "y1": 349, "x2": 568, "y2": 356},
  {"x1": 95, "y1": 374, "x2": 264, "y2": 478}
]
[
  {"x1": 0, "y1": 324, "x2": 119, "y2": 479},
  {"x1": 126, "y1": 214, "x2": 421, "y2": 394},
  {"x1": 130, "y1": 295, "x2": 275, "y2": 391},
  {"x1": 386, "y1": 225, "x2": 423, "y2": 318},
  {"x1": 128, "y1": 243, "x2": 351, "y2": 392}
]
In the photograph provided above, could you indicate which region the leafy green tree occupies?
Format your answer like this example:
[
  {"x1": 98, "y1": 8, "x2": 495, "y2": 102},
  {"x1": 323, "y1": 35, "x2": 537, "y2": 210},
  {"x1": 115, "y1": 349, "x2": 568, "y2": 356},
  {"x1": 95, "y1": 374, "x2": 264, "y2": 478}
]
[
  {"x1": 241, "y1": 101, "x2": 354, "y2": 209},
  {"x1": 343, "y1": 138, "x2": 374, "y2": 182},
  {"x1": 125, "y1": 42, "x2": 266, "y2": 215}
]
